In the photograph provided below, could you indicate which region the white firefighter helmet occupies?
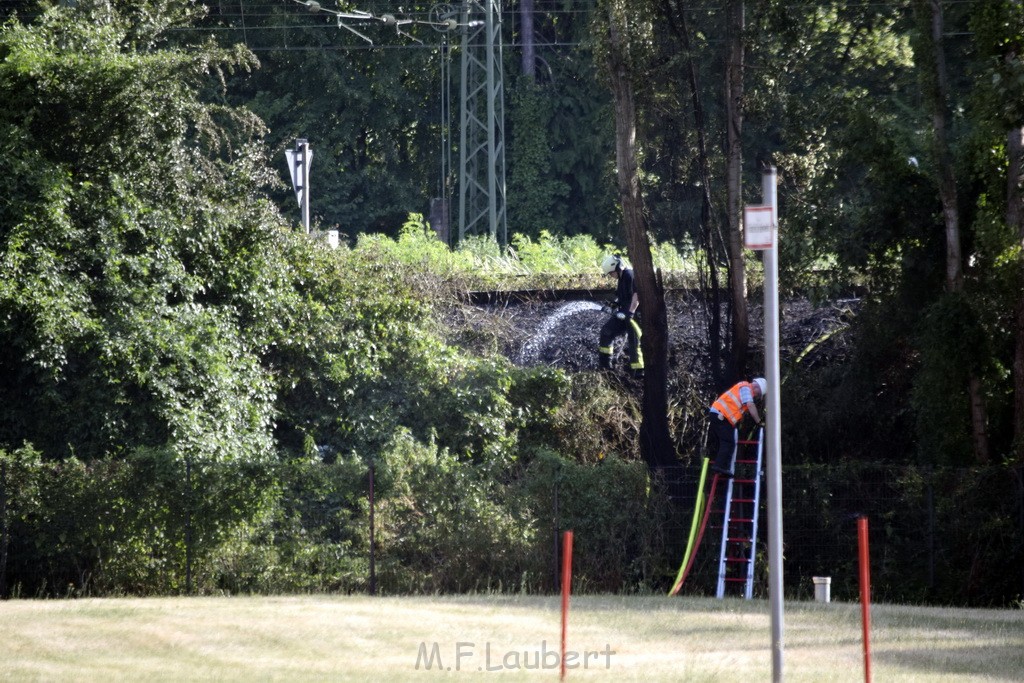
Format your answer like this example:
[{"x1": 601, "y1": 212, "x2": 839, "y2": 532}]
[{"x1": 600, "y1": 254, "x2": 622, "y2": 274}]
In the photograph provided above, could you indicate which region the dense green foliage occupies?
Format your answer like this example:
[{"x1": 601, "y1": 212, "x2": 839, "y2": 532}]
[
  {"x1": 361, "y1": 215, "x2": 696, "y2": 291},
  {"x1": 0, "y1": 1, "x2": 661, "y2": 598},
  {"x1": 0, "y1": 2, "x2": 276, "y2": 464},
  {"x1": 0, "y1": 0, "x2": 1023, "y2": 606}
]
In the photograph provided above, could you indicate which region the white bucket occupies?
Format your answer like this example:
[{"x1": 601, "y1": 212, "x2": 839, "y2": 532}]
[{"x1": 812, "y1": 576, "x2": 831, "y2": 603}]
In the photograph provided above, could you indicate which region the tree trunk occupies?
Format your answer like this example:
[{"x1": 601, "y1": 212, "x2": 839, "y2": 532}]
[
  {"x1": 0, "y1": 460, "x2": 7, "y2": 598},
  {"x1": 919, "y1": 0, "x2": 990, "y2": 463},
  {"x1": 664, "y1": 0, "x2": 724, "y2": 388},
  {"x1": 1008, "y1": 125, "x2": 1024, "y2": 461},
  {"x1": 725, "y1": 0, "x2": 748, "y2": 382},
  {"x1": 604, "y1": 3, "x2": 676, "y2": 472}
]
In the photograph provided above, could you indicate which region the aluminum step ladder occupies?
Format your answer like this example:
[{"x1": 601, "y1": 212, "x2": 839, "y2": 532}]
[{"x1": 715, "y1": 426, "x2": 765, "y2": 599}]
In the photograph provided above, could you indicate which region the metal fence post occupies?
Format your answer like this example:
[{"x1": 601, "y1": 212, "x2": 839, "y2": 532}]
[
  {"x1": 185, "y1": 456, "x2": 192, "y2": 595},
  {"x1": 369, "y1": 462, "x2": 377, "y2": 596},
  {"x1": 1017, "y1": 465, "x2": 1024, "y2": 599},
  {"x1": 926, "y1": 466, "x2": 935, "y2": 591},
  {"x1": 0, "y1": 459, "x2": 7, "y2": 598}
]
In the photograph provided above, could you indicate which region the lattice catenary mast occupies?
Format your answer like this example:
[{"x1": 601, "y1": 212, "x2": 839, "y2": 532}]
[
  {"x1": 456, "y1": 0, "x2": 507, "y2": 245},
  {"x1": 290, "y1": 0, "x2": 508, "y2": 245}
]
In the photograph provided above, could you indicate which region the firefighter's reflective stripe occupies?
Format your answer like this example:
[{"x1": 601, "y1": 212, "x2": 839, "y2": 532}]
[{"x1": 629, "y1": 319, "x2": 644, "y2": 368}]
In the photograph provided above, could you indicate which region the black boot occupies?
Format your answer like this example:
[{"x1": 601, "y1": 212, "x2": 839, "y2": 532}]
[{"x1": 710, "y1": 461, "x2": 733, "y2": 478}]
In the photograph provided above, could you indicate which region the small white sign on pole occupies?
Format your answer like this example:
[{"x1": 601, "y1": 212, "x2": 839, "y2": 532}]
[
  {"x1": 285, "y1": 144, "x2": 313, "y2": 209},
  {"x1": 744, "y1": 204, "x2": 775, "y2": 250}
]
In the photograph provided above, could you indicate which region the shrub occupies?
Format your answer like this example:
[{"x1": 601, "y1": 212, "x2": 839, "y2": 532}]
[
  {"x1": 373, "y1": 431, "x2": 538, "y2": 593},
  {"x1": 516, "y1": 448, "x2": 663, "y2": 592}
]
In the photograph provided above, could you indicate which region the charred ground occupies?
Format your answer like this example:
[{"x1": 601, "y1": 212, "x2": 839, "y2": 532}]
[
  {"x1": 444, "y1": 287, "x2": 858, "y2": 461},
  {"x1": 463, "y1": 289, "x2": 858, "y2": 384}
]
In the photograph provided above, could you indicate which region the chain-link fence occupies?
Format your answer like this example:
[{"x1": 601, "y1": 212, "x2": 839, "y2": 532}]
[
  {"x1": 655, "y1": 462, "x2": 1024, "y2": 606},
  {"x1": 1, "y1": 451, "x2": 1022, "y2": 606}
]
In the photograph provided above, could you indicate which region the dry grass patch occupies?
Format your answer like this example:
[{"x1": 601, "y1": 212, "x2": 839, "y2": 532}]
[{"x1": 0, "y1": 594, "x2": 1021, "y2": 681}]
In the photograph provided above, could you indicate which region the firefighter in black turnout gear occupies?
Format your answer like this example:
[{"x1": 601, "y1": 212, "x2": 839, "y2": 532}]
[{"x1": 598, "y1": 254, "x2": 644, "y2": 378}]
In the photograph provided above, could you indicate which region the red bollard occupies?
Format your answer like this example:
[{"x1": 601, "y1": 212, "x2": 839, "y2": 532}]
[
  {"x1": 561, "y1": 530, "x2": 574, "y2": 681},
  {"x1": 858, "y1": 516, "x2": 872, "y2": 683}
]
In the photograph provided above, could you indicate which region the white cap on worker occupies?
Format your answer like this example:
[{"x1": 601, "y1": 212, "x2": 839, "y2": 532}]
[{"x1": 753, "y1": 377, "x2": 767, "y2": 395}]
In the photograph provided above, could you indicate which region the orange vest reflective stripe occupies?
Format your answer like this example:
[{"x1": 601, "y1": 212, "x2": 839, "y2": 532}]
[{"x1": 711, "y1": 382, "x2": 753, "y2": 426}]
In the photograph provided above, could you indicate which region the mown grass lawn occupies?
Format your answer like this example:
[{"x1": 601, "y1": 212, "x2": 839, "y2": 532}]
[{"x1": 1, "y1": 594, "x2": 1021, "y2": 681}]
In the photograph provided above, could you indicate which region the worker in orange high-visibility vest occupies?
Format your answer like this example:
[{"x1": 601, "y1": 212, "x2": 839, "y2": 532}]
[{"x1": 707, "y1": 377, "x2": 767, "y2": 477}]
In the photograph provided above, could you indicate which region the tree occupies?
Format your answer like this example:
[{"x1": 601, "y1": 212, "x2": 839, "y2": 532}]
[
  {"x1": 724, "y1": 0, "x2": 749, "y2": 381},
  {"x1": 658, "y1": 0, "x2": 727, "y2": 389},
  {"x1": 742, "y1": 1, "x2": 1002, "y2": 464},
  {"x1": 506, "y1": 75, "x2": 569, "y2": 239},
  {"x1": 507, "y1": 2, "x2": 618, "y2": 239},
  {"x1": 746, "y1": 1, "x2": 919, "y2": 295},
  {"x1": 204, "y1": 2, "x2": 443, "y2": 237},
  {"x1": 914, "y1": 0, "x2": 990, "y2": 463},
  {"x1": 1012, "y1": 123, "x2": 1024, "y2": 460},
  {"x1": 598, "y1": 0, "x2": 676, "y2": 472},
  {"x1": 970, "y1": 1, "x2": 1024, "y2": 461},
  {"x1": 0, "y1": 1, "x2": 282, "y2": 463}
]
